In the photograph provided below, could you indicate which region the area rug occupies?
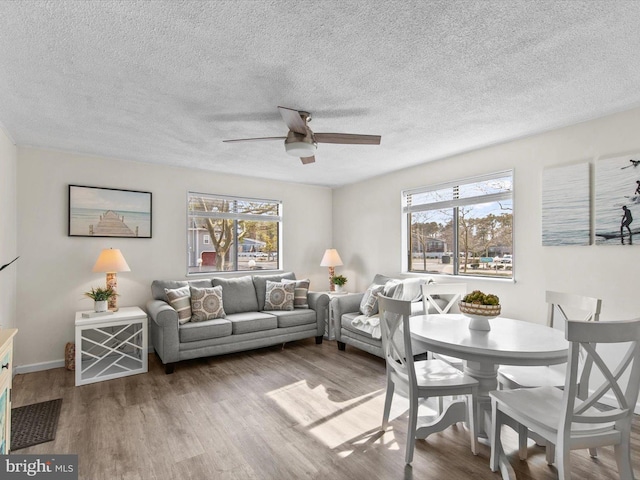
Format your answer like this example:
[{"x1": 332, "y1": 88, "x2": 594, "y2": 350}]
[{"x1": 11, "y1": 398, "x2": 62, "y2": 451}]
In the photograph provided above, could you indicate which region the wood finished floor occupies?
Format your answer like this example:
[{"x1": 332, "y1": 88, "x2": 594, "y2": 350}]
[{"x1": 12, "y1": 338, "x2": 639, "y2": 480}]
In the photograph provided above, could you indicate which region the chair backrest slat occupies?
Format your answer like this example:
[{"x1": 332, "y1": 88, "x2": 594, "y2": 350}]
[
  {"x1": 421, "y1": 283, "x2": 467, "y2": 315},
  {"x1": 560, "y1": 319, "x2": 640, "y2": 435},
  {"x1": 379, "y1": 295, "x2": 416, "y2": 387},
  {"x1": 546, "y1": 290, "x2": 602, "y2": 328}
]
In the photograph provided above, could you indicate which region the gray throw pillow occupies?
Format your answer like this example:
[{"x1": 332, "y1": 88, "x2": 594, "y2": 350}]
[
  {"x1": 360, "y1": 284, "x2": 385, "y2": 316},
  {"x1": 264, "y1": 281, "x2": 295, "y2": 311},
  {"x1": 190, "y1": 285, "x2": 225, "y2": 322},
  {"x1": 165, "y1": 286, "x2": 192, "y2": 324},
  {"x1": 283, "y1": 278, "x2": 310, "y2": 309}
]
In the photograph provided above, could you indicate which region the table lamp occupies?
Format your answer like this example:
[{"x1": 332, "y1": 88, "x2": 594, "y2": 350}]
[
  {"x1": 320, "y1": 248, "x2": 343, "y2": 292},
  {"x1": 92, "y1": 248, "x2": 131, "y2": 311}
]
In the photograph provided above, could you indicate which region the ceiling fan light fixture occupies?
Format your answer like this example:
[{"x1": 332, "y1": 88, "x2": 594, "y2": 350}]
[{"x1": 285, "y1": 140, "x2": 316, "y2": 157}]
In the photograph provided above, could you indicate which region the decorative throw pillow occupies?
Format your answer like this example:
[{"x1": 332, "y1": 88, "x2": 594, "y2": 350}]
[
  {"x1": 165, "y1": 286, "x2": 192, "y2": 324},
  {"x1": 264, "y1": 281, "x2": 295, "y2": 311},
  {"x1": 190, "y1": 285, "x2": 225, "y2": 322},
  {"x1": 283, "y1": 278, "x2": 310, "y2": 309},
  {"x1": 359, "y1": 284, "x2": 385, "y2": 316}
]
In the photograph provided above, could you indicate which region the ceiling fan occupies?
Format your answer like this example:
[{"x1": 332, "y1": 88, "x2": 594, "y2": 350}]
[{"x1": 222, "y1": 106, "x2": 381, "y2": 165}]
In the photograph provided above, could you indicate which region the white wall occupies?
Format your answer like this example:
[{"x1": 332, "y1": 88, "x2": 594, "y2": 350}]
[
  {"x1": 333, "y1": 106, "x2": 640, "y2": 325},
  {"x1": 16, "y1": 147, "x2": 332, "y2": 368},
  {"x1": 0, "y1": 126, "x2": 17, "y2": 329},
  {"x1": 335, "y1": 107, "x2": 640, "y2": 410}
]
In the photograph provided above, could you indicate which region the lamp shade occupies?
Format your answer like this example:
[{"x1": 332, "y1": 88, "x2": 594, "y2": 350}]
[
  {"x1": 92, "y1": 248, "x2": 131, "y2": 273},
  {"x1": 320, "y1": 249, "x2": 343, "y2": 267}
]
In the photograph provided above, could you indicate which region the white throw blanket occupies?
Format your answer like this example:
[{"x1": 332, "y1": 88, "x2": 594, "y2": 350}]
[{"x1": 351, "y1": 314, "x2": 381, "y2": 339}]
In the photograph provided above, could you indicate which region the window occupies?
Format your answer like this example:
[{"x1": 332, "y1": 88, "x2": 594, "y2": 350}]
[
  {"x1": 187, "y1": 192, "x2": 281, "y2": 274},
  {"x1": 403, "y1": 171, "x2": 513, "y2": 278}
]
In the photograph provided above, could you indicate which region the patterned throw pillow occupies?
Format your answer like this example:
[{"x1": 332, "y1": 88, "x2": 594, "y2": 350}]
[
  {"x1": 165, "y1": 286, "x2": 192, "y2": 324},
  {"x1": 264, "y1": 281, "x2": 295, "y2": 311},
  {"x1": 359, "y1": 284, "x2": 385, "y2": 316},
  {"x1": 190, "y1": 285, "x2": 225, "y2": 322},
  {"x1": 283, "y1": 278, "x2": 310, "y2": 309}
]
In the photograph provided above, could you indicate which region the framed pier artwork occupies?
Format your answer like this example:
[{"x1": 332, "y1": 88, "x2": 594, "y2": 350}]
[{"x1": 68, "y1": 185, "x2": 152, "y2": 238}]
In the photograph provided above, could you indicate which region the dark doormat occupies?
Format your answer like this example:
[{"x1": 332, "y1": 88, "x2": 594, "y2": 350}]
[{"x1": 11, "y1": 398, "x2": 62, "y2": 451}]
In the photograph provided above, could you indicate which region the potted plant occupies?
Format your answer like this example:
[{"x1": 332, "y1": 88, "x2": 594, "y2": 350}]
[
  {"x1": 84, "y1": 286, "x2": 117, "y2": 312},
  {"x1": 458, "y1": 290, "x2": 501, "y2": 331},
  {"x1": 331, "y1": 274, "x2": 348, "y2": 293}
]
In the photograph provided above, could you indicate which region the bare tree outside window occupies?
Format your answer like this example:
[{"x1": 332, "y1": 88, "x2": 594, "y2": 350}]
[
  {"x1": 188, "y1": 193, "x2": 281, "y2": 274},
  {"x1": 404, "y1": 172, "x2": 513, "y2": 278}
]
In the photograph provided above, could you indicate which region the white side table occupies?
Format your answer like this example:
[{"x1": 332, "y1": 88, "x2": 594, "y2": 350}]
[
  {"x1": 325, "y1": 292, "x2": 361, "y2": 340},
  {"x1": 75, "y1": 306, "x2": 148, "y2": 386}
]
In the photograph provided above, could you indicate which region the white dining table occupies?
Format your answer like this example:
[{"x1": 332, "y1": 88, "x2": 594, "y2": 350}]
[{"x1": 409, "y1": 313, "x2": 569, "y2": 478}]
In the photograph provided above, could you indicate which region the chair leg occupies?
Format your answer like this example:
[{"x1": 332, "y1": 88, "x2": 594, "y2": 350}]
[
  {"x1": 489, "y1": 400, "x2": 502, "y2": 472},
  {"x1": 381, "y1": 378, "x2": 394, "y2": 430},
  {"x1": 614, "y1": 440, "x2": 633, "y2": 480},
  {"x1": 588, "y1": 447, "x2": 598, "y2": 458},
  {"x1": 546, "y1": 443, "x2": 555, "y2": 466},
  {"x1": 466, "y1": 393, "x2": 478, "y2": 455},
  {"x1": 518, "y1": 424, "x2": 528, "y2": 460},
  {"x1": 405, "y1": 395, "x2": 418, "y2": 465},
  {"x1": 555, "y1": 438, "x2": 570, "y2": 480}
]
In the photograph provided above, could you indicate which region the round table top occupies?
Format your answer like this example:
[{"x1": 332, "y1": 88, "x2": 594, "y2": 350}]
[{"x1": 410, "y1": 314, "x2": 569, "y2": 366}]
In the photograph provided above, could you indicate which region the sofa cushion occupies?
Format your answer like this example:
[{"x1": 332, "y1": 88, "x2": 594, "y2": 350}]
[
  {"x1": 342, "y1": 312, "x2": 378, "y2": 340},
  {"x1": 165, "y1": 286, "x2": 192, "y2": 324},
  {"x1": 225, "y1": 312, "x2": 278, "y2": 334},
  {"x1": 252, "y1": 272, "x2": 296, "y2": 311},
  {"x1": 152, "y1": 279, "x2": 212, "y2": 301},
  {"x1": 190, "y1": 285, "x2": 225, "y2": 322},
  {"x1": 360, "y1": 283, "x2": 385, "y2": 316},
  {"x1": 265, "y1": 309, "x2": 316, "y2": 328},
  {"x1": 179, "y1": 318, "x2": 232, "y2": 343},
  {"x1": 211, "y1": 276, "x2": 259, "y2": 314},
  {"x1": 283, "y1": 278, "x2": 310, "y2": 308},
  {"x1": 264, "y1": 281, "x2": 295, "y2": 311}
]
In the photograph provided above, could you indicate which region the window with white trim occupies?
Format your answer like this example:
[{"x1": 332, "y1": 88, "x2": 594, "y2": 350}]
[
  {"x1": 403, "y1": 171, "x2": 513, "y2": 278},
  {"x1": 187, "y1": 192, "x2": 281, "y2": 274}
]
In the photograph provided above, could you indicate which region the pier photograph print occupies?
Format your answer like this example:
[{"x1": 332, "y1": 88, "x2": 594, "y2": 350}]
[
  {"x1": 595, "y1": 155, "x2": 640, "y2": 245},
  {"x1": 68, "y1": 185, "x2": 152, "y2": 238}
]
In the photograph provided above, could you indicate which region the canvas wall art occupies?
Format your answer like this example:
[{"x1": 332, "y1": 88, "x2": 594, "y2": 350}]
[
  {"x1": 69, "y1": 185, "x2": 152, "y2": 238},
  {"x1": 595, "y1": 155, "x2": 640, "y2": 245},
  {"x1": 541, "y1": 162, "x2": 590, "y2": 246}
]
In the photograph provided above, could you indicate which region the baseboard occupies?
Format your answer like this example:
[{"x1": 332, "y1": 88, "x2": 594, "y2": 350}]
[
  {"x1": 14, "y1": 347, "x2": 156, "y2": 376},
  {"x1": 15, "y1": 359, "x2": 65, "y2": 375}
]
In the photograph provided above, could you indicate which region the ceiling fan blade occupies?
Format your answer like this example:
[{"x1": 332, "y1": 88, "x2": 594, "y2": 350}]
[
  {"x1": 223, "y1": 136, "x2": 286, "y2": 143},
  {"x1": 314, "y1": 133, "x2": 381, "y2": 145},
  {"x1": 278, "y1": 106, "x2": 308, "y2": 135},
  {"x1": 300, "y1": 156, "x2": 315, "y2": 165}
]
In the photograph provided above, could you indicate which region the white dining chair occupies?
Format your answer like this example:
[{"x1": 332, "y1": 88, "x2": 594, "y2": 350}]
[
  {"x1": 421, "y1": 283, "x2": 467, "y2": 370},
  {"x1": 378, "y1": 294, "x2": 478, "y2": 464},
  {"x1": 497, "y1": 291, "x2": 602, "y2": 458},
  {"x1": 490, "y1": 318, "x2": 640, "y2": 480},
  {"x1": 498, "y1": 291, "x2": 602, "y2": 391}
]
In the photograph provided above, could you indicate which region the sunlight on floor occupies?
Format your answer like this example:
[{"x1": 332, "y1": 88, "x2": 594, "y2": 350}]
[{"x1": 266, "y1": 380, "x2": 443, "y2": 451}]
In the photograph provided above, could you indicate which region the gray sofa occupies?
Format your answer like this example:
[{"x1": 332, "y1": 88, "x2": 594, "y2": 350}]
[
  {"x1": 332, "y1": 274, "x2": 430, "y2": 358},
  {"x1": 147, "y1": 272, "x2": 330, "y2": 373}
]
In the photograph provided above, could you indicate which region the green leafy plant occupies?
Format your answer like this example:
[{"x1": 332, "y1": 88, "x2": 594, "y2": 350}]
[
  {"x1": 84, "y1": 286, "x2": 117, "y2": 301},
  {"x1": 331, "y1": 275, "x2": 348, "y2": 286},
  {"x1": 462, "y1": 290, "x2": 499, "y2": 306}
]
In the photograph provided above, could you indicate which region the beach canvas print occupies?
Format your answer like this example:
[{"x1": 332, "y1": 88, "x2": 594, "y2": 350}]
[
  {"x1": 595, "y1": 155, "x2": 640, "y2": 245},
  {"x1": 542, "y1": 163, "x2": 590, "y2": 246},
  {"x1": 69, "y1": 185, "x2": 152, "y2": 238}
]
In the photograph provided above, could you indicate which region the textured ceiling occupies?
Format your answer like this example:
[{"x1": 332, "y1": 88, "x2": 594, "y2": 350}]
[{"x1": 2, "y1": 1, "x2": 640, "y2": 187}]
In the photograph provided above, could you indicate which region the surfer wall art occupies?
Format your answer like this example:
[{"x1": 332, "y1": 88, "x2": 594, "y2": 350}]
[
  {"x1": 542, "y1": 162, "x2": 590, "y2": 246},
  {"x1": 595, "y1": 155, "x2": 640, "y2": 245}
]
